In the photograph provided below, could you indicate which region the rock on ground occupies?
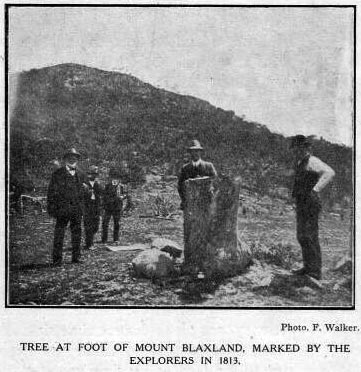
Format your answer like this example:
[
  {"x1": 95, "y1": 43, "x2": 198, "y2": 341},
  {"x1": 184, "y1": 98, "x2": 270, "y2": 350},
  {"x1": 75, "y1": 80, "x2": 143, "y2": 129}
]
[
  {"x1": 106, "y1": 243, "x2": 149, "y2": 252},
  {"x1": 333, "y1": 255, "x2": 352, "y2": 273},
  {"x1": 151, "y1": 238, "x2": 183, "y2": 259},
  {"x1": 132, "y1": 249, "x2": 177, "y2": 279}
]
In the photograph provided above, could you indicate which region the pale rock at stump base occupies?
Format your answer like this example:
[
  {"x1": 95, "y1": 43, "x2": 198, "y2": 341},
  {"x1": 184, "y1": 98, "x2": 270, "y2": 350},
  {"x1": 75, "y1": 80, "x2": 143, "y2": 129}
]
[{"x1": 132, "y1": 249, "x2": 177, "y2": 279}]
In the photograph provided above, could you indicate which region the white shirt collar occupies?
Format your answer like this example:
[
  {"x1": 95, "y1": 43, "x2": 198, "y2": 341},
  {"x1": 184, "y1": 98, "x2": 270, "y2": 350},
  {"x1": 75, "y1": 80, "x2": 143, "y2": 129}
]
[{"x1": 192, "y1": 159, "x2": 202, "y2": 167}]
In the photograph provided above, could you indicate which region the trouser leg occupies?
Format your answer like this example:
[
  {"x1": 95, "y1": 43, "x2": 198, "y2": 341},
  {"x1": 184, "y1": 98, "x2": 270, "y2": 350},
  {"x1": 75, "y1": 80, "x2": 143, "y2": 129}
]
[
  {"x1": 53, "y1": 216, "x2": 69, "y2": 264},
  {"x1": 303, "y1": 208, "x2": 321, "y2": 278},
  {"x1": 297, "y1": 204, "x2": 321, "y2": 279},
  {"x1": 102, "y1": 211, "x2": 111, "y2": 243},
  {"x1": 113, "y1": 211, "x2": 120, "y2": 242},
  {"x1": 70, "y1": 212, "x2": 82, "y2": 262},
  {"x1": 91, "y1": 214, "x2": 100, "y2": 243},
  {"x1": 84, "y1": 214, "x2": 92, "y2": 249},
  {"x1": 84, "y1": 211, "x2": 99, "y2": 248}
]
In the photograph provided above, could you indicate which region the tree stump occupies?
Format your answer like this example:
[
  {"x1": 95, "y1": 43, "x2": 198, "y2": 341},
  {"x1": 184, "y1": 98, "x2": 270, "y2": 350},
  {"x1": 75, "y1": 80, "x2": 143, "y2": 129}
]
[{"x1": 183, "y1": 176, "x2": 251, "y2": 278}]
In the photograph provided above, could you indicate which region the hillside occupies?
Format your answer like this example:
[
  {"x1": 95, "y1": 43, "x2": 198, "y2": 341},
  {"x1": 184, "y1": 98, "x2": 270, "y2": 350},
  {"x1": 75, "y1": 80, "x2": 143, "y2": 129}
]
[{"x1": 9, "y1": 63, "x2": 353, "y2": 206}]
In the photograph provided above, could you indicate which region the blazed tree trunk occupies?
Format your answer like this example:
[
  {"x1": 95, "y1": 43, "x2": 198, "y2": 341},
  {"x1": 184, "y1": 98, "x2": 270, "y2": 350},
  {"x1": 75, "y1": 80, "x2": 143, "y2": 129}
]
[{"x1": 183, "y1": 176, "x2": 251, "y2": 278}]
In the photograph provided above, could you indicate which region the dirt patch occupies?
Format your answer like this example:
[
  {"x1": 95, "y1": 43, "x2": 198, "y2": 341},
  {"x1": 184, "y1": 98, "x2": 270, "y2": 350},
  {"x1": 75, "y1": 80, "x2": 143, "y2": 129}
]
[{"x1": 8, "y1": 183, "x2": 353, "y2": 307}]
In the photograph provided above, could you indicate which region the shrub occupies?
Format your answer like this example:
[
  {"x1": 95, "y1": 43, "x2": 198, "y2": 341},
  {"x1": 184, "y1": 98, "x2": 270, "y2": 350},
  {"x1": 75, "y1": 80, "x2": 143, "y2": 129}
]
[
  {"x1": 250, "y1": 240, "x2": 298, "y2": 269},
  {"x1": 149, "y1": 193, "x2": 177, "y2": 218}
]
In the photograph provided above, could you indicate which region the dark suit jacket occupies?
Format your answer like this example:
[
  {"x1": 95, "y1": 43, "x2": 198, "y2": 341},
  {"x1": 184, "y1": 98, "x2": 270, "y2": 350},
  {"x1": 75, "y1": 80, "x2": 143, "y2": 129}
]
[
  {"x1": 47, "y1": 167, "x2": 86, "y2": 218},
  {"x1": 177, "y1": 159, "x2": 217, "y2": 204},
  {"x1": 83, "y1": 180, "x2": 103, "y2": 216},
  {"x1": 103, "y1": 183, "x2": 127, "y2": 212}
]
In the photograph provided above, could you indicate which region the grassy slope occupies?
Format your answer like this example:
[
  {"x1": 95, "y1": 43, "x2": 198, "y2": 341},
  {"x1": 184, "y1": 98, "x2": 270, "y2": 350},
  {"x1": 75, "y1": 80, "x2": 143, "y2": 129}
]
[{"x1": 10, "y1": 64, "x2": 353, "y2": 205}]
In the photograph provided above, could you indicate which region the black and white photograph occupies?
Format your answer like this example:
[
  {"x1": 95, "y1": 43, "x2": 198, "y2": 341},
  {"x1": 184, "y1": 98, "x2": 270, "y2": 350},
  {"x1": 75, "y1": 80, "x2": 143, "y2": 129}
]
[{"x1": 6, "y1": 5, "x2": 354, "y2": 308}]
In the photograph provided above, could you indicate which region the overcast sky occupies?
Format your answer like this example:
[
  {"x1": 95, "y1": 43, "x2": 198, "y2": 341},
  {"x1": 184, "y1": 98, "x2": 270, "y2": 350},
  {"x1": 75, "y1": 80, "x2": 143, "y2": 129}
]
[{"x1": 9, "y1": 7, "x2": 354, "y2": 146}]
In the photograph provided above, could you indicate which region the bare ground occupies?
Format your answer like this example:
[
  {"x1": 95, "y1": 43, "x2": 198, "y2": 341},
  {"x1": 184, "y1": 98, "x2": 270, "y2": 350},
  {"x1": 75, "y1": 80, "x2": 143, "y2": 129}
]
[{"x1": 8, "y1": 183, "x2": 353, "y2": 307}]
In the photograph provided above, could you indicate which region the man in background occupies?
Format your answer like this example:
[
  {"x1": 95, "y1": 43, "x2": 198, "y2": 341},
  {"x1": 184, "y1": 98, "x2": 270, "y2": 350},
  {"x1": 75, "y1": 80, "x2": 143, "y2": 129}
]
[
  {"x1": 47, "y1": 148, "x2": 86, "y2": 265},
  {"x1": 290, "y1": 135, "x2": 335, "y2": 281},
  {"x1": 10, "y1": 169, "x2": 35, "y2": 214},
  {"x1": 83, "y1": 165, "x2": 103, "y2": 250},
  {"x1": 102, "y1": 168, "x2": 131, "y2": 244},
  {"x1": 177, "y1": 139, "x2": 217, "y2": 210}
]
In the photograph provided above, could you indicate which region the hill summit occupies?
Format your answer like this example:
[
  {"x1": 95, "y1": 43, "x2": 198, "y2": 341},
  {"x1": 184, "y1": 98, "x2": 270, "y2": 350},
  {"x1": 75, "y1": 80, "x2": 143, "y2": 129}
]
[{"x1": 9, "y1": 63, "x2": 352, "y2": 205}]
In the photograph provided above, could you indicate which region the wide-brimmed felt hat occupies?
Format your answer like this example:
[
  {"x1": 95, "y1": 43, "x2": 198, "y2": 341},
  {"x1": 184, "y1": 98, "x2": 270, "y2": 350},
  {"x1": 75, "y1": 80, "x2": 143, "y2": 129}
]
[
  {"x1": 87, "y1": 165, "x2": 99, "y2": 175},
  {"x1": 188, "y1": 139, "x2": 203, "y2": 150},
  {"x1": 63, "y1": 148, "x2": 81, "y2": 159},
  {"x1": 289, "y1": 135, "x2": 312, "y2": 149}
]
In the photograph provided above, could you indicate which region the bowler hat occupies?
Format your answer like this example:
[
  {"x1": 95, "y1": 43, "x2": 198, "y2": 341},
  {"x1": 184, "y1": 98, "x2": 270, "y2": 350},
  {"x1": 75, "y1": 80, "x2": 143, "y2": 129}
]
[
  {"x1": 63, "y1": 148, "x2": 81, "y2": 159},
  {"x1": 290, "y1": 135, "x2": 312, "y2": 149},
  {"x1": 87, "y1": 165, "x2": 99, "y2": 175},
  {"x1": 188, "y1": 139, "x2": 203, "y2": 150}
]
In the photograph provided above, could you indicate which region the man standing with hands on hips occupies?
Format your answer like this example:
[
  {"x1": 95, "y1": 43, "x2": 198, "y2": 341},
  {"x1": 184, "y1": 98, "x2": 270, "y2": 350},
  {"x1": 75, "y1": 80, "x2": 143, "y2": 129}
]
[{"x1": 290, "y1": 135, "x2": 335, "y2": 283}]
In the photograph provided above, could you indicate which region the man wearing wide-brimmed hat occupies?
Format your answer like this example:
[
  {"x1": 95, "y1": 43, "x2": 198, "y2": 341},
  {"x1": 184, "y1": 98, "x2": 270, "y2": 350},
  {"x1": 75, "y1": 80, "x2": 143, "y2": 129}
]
[
  {"x1": 47, "y1": 148, "x2": 86, "y2": 265},
  {"x1": 83, "y1": 165, "x2": 103, "y2": 250},
  {"x1": 290, "y1": 135, "x2": 335, "y2": 282},
  {"x1": 177, "y1": 140, "x2": 217, "y2": 210}
]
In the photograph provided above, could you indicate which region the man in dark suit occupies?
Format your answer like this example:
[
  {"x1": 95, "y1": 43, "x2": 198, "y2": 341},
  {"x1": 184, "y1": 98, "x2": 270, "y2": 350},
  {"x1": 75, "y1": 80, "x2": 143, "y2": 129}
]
[
  {"x1": 83, "y1": 165, "x2": 103, "y2": 250},
  {"x1": 102, "y1": 168, "x2": 131, "y2": 243},
  {"x1": 47, "y1": 148, "x2": 86, "y2": 265},
  {"x1": 178, "y1": 140, "x2": 217, "y2": 210},
  {"x1": 290, "y1": 135, "x2": 335, "y2": 281}
]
